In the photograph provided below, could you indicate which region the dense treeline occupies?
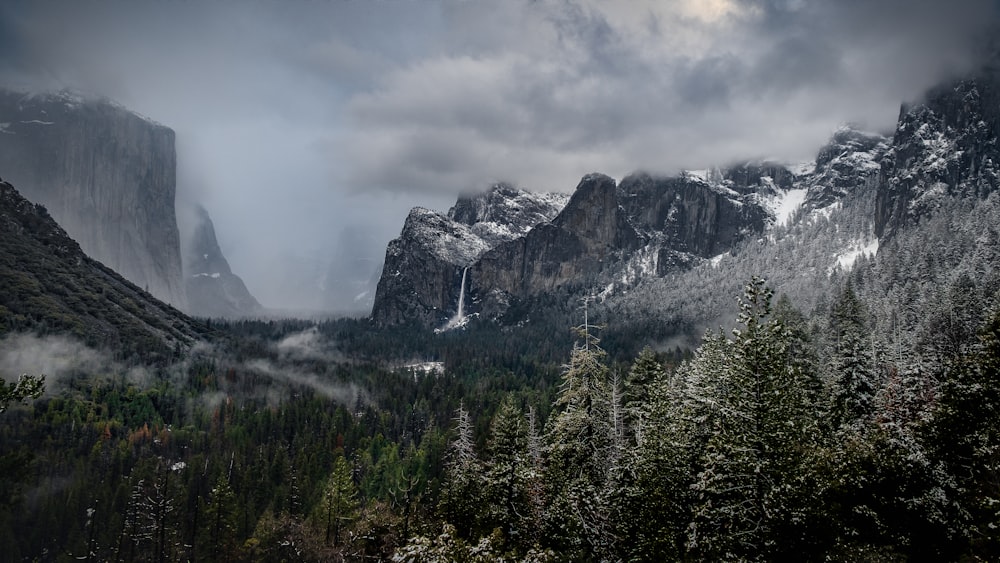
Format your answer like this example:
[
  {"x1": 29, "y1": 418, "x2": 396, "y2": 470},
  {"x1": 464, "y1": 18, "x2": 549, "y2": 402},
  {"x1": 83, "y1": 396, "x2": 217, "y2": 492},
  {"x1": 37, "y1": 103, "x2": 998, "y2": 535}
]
[
  {"x1": 1, "y1": 269, "x2": 998, "y2": 560},
  {"x1": 0, "y1": 334, "x2": 564, "y2": 561},
  {"x1": 398, "y1": 278, "x2": 1000, "y2": 561}
]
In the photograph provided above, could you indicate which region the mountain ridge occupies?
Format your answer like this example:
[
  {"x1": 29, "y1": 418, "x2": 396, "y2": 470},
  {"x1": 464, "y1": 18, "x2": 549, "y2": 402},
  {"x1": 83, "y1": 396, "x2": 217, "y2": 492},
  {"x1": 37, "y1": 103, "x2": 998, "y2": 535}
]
[{"x1": 371, "y1": 62, "x2": 998, "y2": 332}]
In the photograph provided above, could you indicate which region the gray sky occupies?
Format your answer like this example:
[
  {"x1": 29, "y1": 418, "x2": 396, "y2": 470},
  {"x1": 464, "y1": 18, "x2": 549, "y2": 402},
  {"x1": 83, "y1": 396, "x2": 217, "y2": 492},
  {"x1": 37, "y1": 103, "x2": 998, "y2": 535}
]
[{"x1": 1, "y1": 0, "x2": 996, "y2": 311}]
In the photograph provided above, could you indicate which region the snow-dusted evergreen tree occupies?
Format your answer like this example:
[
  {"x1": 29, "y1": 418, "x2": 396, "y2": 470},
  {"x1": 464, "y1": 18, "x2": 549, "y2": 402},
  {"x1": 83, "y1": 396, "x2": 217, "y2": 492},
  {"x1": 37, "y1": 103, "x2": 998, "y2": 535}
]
[
  {"x1": 119, "y1": 477, "x2": 147, "y2": 563},
  {"x1": 927, "y1": 302, "x2": 1000, "y2": 557},
  {"x1": 0, "y1": 373, "x2": 43, "y2": 413},
  {"x1": 438, "y1": 403, "x2": 483, "y2": 539},
  {"x1": 624, "y1": 346, "x2": 663, "y2": 446},
  {"x1": 131, "y1": 462, "x2": 182, "y2": 563},
  {"x1": 482, "y1": 394, "x2": 530, "y2": 552},
  {"x1": 523, "y1": 405, "x2": 547, "y2": 549},
  {"x1": 543, "y1": 326, "x2": 613, "y2": 559},
  {"x1": 606, "y1": 368, "x2": 626, "y2": 474},
  {"x1": 828, "y1": 282, "x2": 879, "y2": 429},
  {"x1": 623, "y1": 329, "x2": 729, "y2": 560},
  {"x1": 201, "y1": 474, "x2": 237, "y2": 560},
  {"x1": 393, "y1": 523, "x2": 556, "y2": 563},
  {"x1": 686, "y1": 277, "x2": 819, "y2": 561}
]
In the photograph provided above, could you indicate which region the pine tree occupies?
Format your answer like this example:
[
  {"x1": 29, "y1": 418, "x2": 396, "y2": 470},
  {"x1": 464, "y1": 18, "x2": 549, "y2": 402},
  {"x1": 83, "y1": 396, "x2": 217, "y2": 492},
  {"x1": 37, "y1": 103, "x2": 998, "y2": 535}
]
[
  {"x1": 202, "y1": 474, "x2": 237, "y2": 561},
  {"x1": 523, "y1": 405, "x2": 547, "y2": 549},
  {"x1": 438, "y1": 403, "x2": 483, "y2": 539},
  {"x1": 483, "y1": 394, "x2": 530, "y2": 551},
  {"x1": 927, "y1": 302, "x2": 1000, "y2": 558},
  {"x1": 828, "y1": 282, "x2": 879, "y2": 429},
  {"x1": 543, "y1": 326, "x2": 614, "y2": 559},
  {"x1": 132, "y1": 462, "x2": 182, "y2": 563},
  {"x1": 687, "y1": 277, "x2": 818, "y2": 561},
  {"x1": 0, "y1": 373, "x2": 44, "y2": 413},
  {"x1": 546, "y1": 335, "x2": 610, "y2": 485},
  {"x1": 624, "y1": 347, "x2": 663, "y2": 445},
  {"x1": 626, "y1": 331, "x2": 728, "y2": 560},
  {"x1": 315, "y1": 454, "x2": 359, "y2": 547}
]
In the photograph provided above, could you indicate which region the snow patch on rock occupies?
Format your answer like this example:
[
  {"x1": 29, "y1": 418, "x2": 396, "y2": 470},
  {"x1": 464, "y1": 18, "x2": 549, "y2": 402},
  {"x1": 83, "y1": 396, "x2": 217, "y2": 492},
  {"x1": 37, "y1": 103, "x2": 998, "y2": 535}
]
[
  {"x1": 763, "y1": 188, "x2": 808, "y2": 227},
  {"x1": 830, "y1": 238, "x2": 879, "y2": 273}
]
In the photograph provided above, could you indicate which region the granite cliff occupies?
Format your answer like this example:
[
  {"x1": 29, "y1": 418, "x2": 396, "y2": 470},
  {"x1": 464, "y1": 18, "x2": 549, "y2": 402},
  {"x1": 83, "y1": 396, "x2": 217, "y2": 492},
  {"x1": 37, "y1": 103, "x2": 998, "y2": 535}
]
[
  {"x1": 372, "y1": 59, "x2": 1000, "y2": 331},
  {"x1": 371, "y1": 133, "x2": 901, "y2": 330},
  {"x1": 875, "y1": 64, "x2": 1000, "y2": 238},
  {"x1": 184, "y1": 205, "x2": 262, "y2": 318},
  {"x1": 373, "y1": 165, "x2": 786, "y2": 329},
  {"x1": 371, "y1": 184, "x2": 568, "y2": 326},
  {"x1": 0, "y1": 89, "x2": 185, "y2": 306}
]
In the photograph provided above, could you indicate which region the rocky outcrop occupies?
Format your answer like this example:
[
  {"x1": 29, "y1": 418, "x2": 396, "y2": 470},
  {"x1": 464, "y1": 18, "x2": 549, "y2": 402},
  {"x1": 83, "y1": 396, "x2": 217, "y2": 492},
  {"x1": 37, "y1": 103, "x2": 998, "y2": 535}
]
[
  {"x1": 803, "y1": 127, "x2": 890, "y2": 211},
  {"x1": 184, "y1": 206, "x2": 261, "y2": 318},
  {"x1": 875, "y1": 65, "x2": 1000, "y2": 238},
  {"x1": 373, "y1": 168, "x2": 786, "y2": 329},
  {"x1": 370, "y1": 185, "x2": 568, "y2": 327},
  {"x1": 372, "y1": 59, "x2": 1000, "y2": 330},
  {"x1": 448, "y1": 183, "x2": 570, "y2": 248},
  {"x1": 723, "y1": 162, "x2": 796, "y2": 194},
  {"x1": 473, "y1": 174, "x2": 641, "y2": 298},
  {"x1": 0, "y1": 89, "x2": 185, "y2": 306},
  {"x1": 370, "y1": 208, "x2": 479, "y2": 327},
  {"x1": 618, "y1": 171, "x2": 769, "y2": 262}
]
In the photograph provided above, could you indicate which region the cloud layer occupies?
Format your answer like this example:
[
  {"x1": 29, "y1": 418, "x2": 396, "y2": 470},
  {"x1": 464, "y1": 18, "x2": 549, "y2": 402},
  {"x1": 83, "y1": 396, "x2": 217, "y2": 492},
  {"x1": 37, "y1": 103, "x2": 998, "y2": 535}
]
[{"x1": 1, "y1": 0, "x2": 996, "y2": 310}]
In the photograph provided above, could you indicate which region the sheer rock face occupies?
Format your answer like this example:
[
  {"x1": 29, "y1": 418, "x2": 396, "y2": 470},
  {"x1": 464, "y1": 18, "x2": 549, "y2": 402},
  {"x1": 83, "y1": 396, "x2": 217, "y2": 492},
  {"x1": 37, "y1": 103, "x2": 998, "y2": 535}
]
[
  {"x1": 876, "y1": 64, "x2": 1000, "y2": 239},
  {"x1": 473, "y1": 174, "x2": 641, "y2": 298},
  {"x1": 184, "y1": 206, "x2": 261, "y2": 318},
  {"x1": 371, "y1": 185, "x2": 568, "y2": 327},
  {"x1": 0, "y1": 89, "x2": 185, "y2": 307},
  {"x1": 373, "y1": 169, "x2": 780, "y2": 329},
  {"x1": 618, "y1": 171, "x2": 769, "y2": 262},
  {"x1": 803, "y1": 127, "x2": 891, "y2": 211},
  {"x1": 373, "y1": 61, "x2": 1000, "y2": 330},
  {"x1": 370, "y1": 208, "x2": 476, "y2": 327}
]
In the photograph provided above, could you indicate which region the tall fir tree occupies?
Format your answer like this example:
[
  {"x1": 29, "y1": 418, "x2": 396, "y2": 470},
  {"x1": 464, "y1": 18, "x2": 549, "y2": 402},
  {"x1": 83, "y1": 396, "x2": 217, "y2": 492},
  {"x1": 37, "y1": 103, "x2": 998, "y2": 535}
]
[
  {"x1": 314, "y1": 454, "x2": 359, "y2": 547},
  {"x1": 624, "y1": 346, "x2": 664, "y2": 447},
  {"x1": 828, "y1": 282, "x2": 879, "y2": 429},
  {"x1": 927, "y1": 301, "x2": 1000, "y2": 558},
  {"x1": 483, "y1": 394, "x2": 530, "y2": 552},
  {"x1": 201, "y1": 474, "x2": 238, "y2": 561},
  {"x1": 544, "y1": 326, "x2": 614, "y2": 559},
  {"x1": 437, "y1": 403, "x2": 483, "y2": 540},
  {"x1": 687, "y1": 277, "x2": 819, "y2": 561}
]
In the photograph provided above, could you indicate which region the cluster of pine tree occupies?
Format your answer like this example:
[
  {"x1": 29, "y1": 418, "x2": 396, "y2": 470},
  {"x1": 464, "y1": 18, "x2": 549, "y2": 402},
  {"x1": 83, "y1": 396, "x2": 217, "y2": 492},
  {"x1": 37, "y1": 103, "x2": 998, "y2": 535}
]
[{"x1": 398, "y1": 277, "x2": 1000, "y2": 562}]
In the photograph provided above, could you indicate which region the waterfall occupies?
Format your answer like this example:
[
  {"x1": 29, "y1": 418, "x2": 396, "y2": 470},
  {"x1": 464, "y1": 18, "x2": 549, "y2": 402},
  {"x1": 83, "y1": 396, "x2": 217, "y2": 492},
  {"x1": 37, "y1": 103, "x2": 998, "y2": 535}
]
[
  {"x1": 455, "y1": 267, "x2": 468, "y2": 322},
  {"x1": 440, "y1": 267, "x2": 470, "y2": 331}
]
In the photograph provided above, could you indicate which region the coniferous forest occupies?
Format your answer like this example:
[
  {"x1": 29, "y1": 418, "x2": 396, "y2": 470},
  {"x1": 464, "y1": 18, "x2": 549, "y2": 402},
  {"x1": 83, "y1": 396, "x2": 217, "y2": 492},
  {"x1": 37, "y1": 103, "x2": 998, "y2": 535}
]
[{"x1": 2, "y1": 265, "x2": 999, "y2": 561}]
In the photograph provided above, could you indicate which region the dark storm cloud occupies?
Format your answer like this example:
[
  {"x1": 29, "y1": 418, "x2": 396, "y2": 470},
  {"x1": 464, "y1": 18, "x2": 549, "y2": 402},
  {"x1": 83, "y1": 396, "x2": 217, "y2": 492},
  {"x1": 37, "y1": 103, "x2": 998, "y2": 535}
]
[
  {"x1": 0, "y1": 0, "x2": 996, "y2": 310},
  {"x1": 344, "y1": 0, "x2": 999, "y2": 198}
]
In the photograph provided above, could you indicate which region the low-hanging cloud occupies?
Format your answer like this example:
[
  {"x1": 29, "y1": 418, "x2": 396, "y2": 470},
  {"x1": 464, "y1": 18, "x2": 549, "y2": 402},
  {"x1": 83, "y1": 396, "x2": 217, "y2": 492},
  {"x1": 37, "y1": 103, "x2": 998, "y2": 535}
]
[
  {"x1": 275, "y1": 326, "x2": 347, "y2": 363},
  {"x1": 1, "y1": 0, "x2": 996, "y2": 311},
  {"x1": 0, "y1": 333, "x2": 108, "y2": 384},
  {"x1": 244, "y1": 358, "x2": 364, "y2": 407}
]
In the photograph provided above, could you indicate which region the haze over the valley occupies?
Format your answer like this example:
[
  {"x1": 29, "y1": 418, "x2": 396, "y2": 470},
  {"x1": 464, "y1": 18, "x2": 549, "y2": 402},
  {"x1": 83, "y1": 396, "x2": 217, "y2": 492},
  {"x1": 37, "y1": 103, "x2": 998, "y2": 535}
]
[{"x1": 0, "y1": 0, "x2": 996, "y2": 312}]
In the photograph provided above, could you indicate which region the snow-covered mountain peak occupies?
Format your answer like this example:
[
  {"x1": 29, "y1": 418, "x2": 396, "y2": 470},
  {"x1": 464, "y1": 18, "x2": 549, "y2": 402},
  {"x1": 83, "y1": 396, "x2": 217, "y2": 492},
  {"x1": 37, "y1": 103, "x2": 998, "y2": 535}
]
[
  {"x1": 447, "y1": 183, "x2": 569, "y2": 248},
  {"x1": 398, "y1": 207, "x2": 490, "y2": 266},
  {"x1": 797, "y1": 127, "x2": 891, "y2": 211}
]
